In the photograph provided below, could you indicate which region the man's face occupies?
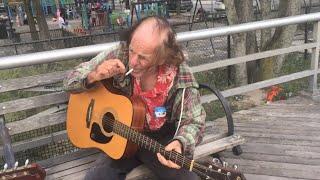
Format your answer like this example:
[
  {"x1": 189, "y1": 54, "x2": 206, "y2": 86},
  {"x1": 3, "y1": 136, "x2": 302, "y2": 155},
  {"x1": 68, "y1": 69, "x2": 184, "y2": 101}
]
[{"x1": 128, "y1": 22, "x2": 160, "y2": 78}]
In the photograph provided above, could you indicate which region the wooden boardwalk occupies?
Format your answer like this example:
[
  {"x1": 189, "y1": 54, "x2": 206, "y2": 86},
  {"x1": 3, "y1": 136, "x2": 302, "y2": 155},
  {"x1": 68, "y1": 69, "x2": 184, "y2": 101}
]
[
  {"x1": 43, "y1": 95, "x2": 320, "y2": 180},
  {"x1": 219, "y1": 96, "x2": 320, "y2": 180}
]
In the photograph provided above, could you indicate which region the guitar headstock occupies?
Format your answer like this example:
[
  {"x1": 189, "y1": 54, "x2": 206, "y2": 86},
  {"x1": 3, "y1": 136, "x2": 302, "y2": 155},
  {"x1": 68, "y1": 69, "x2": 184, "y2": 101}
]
[
  {"x1": 0, "y1": 160, "x2": 46, "y2": 180},
  {"x1": 197, "y1": 158, "x2": 246, "y2": 180}
]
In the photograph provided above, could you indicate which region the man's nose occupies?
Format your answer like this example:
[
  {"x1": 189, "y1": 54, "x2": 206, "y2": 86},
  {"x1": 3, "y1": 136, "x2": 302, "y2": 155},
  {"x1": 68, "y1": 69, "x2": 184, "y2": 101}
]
[{"x1": 130, "y1": 54, "x2": 138, "y2": 66}]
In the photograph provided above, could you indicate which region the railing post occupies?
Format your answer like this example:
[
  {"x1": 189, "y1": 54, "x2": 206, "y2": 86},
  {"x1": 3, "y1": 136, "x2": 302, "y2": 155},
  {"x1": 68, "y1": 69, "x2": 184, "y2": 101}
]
[{"x1": 309, "y1": 21, "x2": 320, "y2": 100}]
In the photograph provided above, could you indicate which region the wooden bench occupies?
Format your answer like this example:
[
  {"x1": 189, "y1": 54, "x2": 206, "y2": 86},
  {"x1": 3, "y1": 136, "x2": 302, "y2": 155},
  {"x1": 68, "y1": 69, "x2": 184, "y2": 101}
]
[{"x1": 0, "y1": 70, "x2": 245, "y2": 179}]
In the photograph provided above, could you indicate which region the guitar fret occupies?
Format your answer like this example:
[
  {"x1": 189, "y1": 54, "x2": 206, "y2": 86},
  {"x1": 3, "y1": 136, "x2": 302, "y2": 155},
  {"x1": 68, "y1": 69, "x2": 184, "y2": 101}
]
[
  {"x1": 182, "y1": 157, "x2": 185, "y2": 168},
  {"x1": 134, "y1": 131, "x2": 137, "y2": 143},
  {"x1": 141, "y1": 134, "x2": 144, "y2": 147},
  {"x1": 144, "y1": 136, "x2": 147, "y2": 149},
  {"x1": 148, "y1": 139, "x2": 152, "y2": 151},
  {"x1": 174, "y1": 152, "x2": 178, "y2": 164}
]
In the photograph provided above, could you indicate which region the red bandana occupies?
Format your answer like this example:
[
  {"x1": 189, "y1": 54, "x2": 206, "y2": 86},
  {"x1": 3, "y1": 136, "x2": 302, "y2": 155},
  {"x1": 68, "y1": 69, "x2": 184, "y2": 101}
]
[{"x1": 133, "y1": 64, "x2": 177, "y2": 130}]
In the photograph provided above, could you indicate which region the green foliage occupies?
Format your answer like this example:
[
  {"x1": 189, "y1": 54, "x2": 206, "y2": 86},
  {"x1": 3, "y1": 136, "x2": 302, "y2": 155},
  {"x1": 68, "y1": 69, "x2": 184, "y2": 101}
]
[{"x1": 275, "y1": 52, "x2": 311, "y2": 99}]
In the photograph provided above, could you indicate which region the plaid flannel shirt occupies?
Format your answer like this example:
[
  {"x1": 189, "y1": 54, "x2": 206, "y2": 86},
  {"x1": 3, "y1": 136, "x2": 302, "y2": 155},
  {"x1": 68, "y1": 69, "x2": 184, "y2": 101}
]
[{"x1": 63, "y1": 42, "x2": 206, "y2": 158}]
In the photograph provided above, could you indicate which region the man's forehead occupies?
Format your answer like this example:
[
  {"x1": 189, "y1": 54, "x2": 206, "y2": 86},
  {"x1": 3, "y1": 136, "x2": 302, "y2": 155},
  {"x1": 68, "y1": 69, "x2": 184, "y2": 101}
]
[
  {"x1": 131, "y1": 24, "x2": 162, "y2": 49},
  {"x1": 134, "y1": 20, "x2": 159, "y2": 38}
]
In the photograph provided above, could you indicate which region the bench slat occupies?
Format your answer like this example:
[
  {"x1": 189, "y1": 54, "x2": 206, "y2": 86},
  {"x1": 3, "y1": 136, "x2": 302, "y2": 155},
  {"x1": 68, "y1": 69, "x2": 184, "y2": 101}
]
[
  {"x1": 0, "y1": 131, "x2": 67, "y2": 156},
  {"x1": 0, "y1": 92, "x2": 68, "y2": 115},
  {"x1": 0, "y1": 71, "x2": 69, "y2": 93},
  {"x1": 7, "y1": 110, "x2": 66, "y2": 136}
]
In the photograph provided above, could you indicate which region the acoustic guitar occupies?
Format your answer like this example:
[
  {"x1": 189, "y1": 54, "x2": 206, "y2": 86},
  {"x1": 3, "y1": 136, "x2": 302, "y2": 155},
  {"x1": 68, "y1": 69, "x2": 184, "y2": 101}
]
[{"x1": 67, "y1": 80, "x2": 246, "y2": 180}]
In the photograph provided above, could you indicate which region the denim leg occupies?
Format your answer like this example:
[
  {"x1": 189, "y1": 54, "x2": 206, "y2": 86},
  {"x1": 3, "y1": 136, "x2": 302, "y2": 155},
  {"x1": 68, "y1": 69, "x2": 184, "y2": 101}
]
[
  {"x1": 137, "y1": 149, "x2": 200, "y2": 180},
  {"x1": 85, "y1": 153, "x2": 141, "y2": 180}
]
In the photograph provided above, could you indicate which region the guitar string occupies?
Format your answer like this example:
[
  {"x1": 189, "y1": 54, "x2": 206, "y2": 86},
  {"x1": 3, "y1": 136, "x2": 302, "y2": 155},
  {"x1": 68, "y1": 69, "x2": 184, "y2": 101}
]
[
  {"x1": 107, "y1": 117, "x2": 226, "y2": 175},
  {"x1": 111, "y1": 119, "x2": 192, "y2": 166},
  {"x1": 112, "y1": 118, "x2": 225, "y2": 175}
]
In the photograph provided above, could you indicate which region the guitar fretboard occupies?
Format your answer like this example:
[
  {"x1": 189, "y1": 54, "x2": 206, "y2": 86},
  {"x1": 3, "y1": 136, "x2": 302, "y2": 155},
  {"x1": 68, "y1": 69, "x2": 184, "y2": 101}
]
[{"x1": 108, "y1": 118, "x2": 194, "y2": 169}]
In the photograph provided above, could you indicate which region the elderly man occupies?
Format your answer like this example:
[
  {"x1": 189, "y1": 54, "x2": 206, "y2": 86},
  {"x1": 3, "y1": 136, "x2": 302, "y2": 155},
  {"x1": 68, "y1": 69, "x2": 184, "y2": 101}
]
[{"x1": 64, "y1": 16, "x2": 205, "y2": 180}]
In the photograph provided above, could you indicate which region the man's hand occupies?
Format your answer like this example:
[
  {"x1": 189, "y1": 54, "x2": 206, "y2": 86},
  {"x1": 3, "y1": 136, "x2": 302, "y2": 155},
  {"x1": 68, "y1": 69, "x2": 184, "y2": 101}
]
[
  {"x1": 157, "y1": 140, "x2": 182, "y2": 169},
  {"x1": 87, "y1": 59, "x2": 126, "y2": 84}
]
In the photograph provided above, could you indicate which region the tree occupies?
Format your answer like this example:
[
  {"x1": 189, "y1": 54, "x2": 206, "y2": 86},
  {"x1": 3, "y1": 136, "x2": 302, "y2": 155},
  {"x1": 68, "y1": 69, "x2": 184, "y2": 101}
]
[
  {"x1": 23, "y1": 0, "x2": 38, "y2": 41},
  {"x1": 224, "y1": 0, "x2": 251, "y2": 86},
  {"x1": 224, "y1": 0, "x2": 301, "y2": 83},
  {"x1": 34, "y1": 0, "x2": 50, "y2": 40},
  {"x1": 259, "y1": 0, "x2": 301, "y2": 80}
]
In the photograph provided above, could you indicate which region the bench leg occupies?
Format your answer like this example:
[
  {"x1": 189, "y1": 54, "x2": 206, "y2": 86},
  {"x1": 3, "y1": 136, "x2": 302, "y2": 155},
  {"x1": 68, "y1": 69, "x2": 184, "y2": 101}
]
[{"x1": 232, "y1": 145, "x2": 243, "y2": 156}]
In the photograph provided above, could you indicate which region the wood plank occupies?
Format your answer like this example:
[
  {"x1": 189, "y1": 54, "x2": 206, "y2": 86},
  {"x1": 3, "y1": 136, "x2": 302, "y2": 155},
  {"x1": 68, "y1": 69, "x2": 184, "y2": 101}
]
[
  {"x1": 222, "y1": 151, "x2": 320, "y2": 165},
  {"x1": 46, "y1": 153, "x2": 99, "y2": 175},
  {"x1": 0, "y1": 92, "x2": 69, "y2": 115},
  {"x1": 215, "y1": 120, "x2": 320, "y2": 131},
  {"x1": 192, "y1": 43, "x2": 317, "y2": 73},
  {"x1": 238, "y1": 132, "x2": 320, "y2": 142},
  {"x1": 244, "y1": 173, "x2": 307, "y2": 180},
  {"x1": 6, "y1": 110, "x2": 66, "y2": 135},
  {"x1": 244, "y1": 136, "x2": 320, "y2": 147},
  {"x1": 223, "y1": 158, "x2": 320, "y2": 179},
  {"x1": 0, "y1": 71, "x2": 69, "y2": 93},
  {"x1": 46, "y1": 155, "x2": 98, "y2": 180},
  {"x1": 0, "y1": 131, "x2": 67, "y2": 156},
  {"x1": 213, "y1": 125, "x2": 320, "y2": 136},
  {"x1": 237, "y1": 110, "x2": 320, "y2": 119},
  {"x1": 194, "y1": 134, "x2": 245, "y2": 159},
  {"x1": 237, "y1": 143, "x2": 320, "y2": 158},
  {"x1": 53, "y1": 169, "x2": 89, "y2": 180},
  {"x1": 39, "y1": 149, "x2": 99, "y2": 169}
]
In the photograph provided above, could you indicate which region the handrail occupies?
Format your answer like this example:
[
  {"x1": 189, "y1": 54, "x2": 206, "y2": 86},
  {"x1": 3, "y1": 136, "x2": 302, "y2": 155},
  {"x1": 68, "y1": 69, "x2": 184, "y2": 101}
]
[{"x1": 1, "y1": 13, "x2": 320, "y2": 70}]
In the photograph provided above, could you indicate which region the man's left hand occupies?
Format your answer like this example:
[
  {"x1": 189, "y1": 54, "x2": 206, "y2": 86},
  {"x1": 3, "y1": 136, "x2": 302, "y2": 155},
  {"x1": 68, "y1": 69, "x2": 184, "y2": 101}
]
[{"x1": 157, "y1": 140, "x2": 182, "y2": 169}]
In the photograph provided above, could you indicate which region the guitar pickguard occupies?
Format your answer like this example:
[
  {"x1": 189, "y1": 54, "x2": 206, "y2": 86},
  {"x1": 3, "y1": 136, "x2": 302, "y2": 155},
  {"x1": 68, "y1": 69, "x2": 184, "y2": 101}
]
[{"x1": 90, "y1": 122, "x2": 113, "y2": 144}]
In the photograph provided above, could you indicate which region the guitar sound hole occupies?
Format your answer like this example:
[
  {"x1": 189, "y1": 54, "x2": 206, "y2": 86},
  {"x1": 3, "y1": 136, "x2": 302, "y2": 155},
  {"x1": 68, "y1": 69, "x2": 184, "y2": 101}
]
[{"x1": 103, "y1": 112, "x2": 115, "y2": 133}]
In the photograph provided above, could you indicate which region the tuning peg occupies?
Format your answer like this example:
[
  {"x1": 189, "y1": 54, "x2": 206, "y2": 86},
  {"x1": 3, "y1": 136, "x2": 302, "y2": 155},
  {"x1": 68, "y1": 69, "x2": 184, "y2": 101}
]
[
  {"x1": 227, "y1": 172, "x2": 231, "y2": 176},
  {"x1": 208, "y1": 165, "x2": 212, "y2": 169},
  {"x1": 14, "y1": 161, "x2": 19, "y2": 170},
  {"x1": 217, "y1": 169, "x2": 221, "y2": 173},
  {"x1": 25, "y1": 159, "x2": 29, "y2": 167},
  {"x1": 3, "y1": 163, "x2": 8, "y2": 172},
  {"x1": 233, "y1": 164, "x2": 238, "y2": 170},
  {"x1": 223, "y1": 161, "x2": 228, "y2": 168},
  {"x1": 212, "y1": 158, "x2": 220, "y2": 165}
]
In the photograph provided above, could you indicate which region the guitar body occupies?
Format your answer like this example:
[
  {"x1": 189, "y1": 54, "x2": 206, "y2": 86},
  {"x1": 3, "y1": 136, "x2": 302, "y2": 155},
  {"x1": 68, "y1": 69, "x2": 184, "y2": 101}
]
[{"x1": 67, "y1": 80, "x2": 146, "y2": 159}]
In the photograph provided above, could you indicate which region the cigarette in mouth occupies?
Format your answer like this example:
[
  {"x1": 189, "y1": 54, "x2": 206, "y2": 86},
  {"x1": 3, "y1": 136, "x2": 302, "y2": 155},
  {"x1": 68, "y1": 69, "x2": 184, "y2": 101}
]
[{"x1": 125, "y1": 68, "x2": 133, "y2": 76}]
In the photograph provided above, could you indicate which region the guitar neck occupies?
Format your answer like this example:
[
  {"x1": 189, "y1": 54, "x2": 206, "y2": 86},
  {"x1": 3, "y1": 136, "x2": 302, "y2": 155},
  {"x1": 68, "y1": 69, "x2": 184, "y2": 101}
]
[{"x1": 112, "y1": 120, "x2": 196, "y2": 170}]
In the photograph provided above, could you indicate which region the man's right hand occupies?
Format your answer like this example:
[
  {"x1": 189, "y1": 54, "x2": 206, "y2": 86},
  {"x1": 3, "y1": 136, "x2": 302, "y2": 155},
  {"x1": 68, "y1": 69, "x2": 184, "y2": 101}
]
[{"x1": 86, "y1": 59, "x2": 126, "y2": 84}]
